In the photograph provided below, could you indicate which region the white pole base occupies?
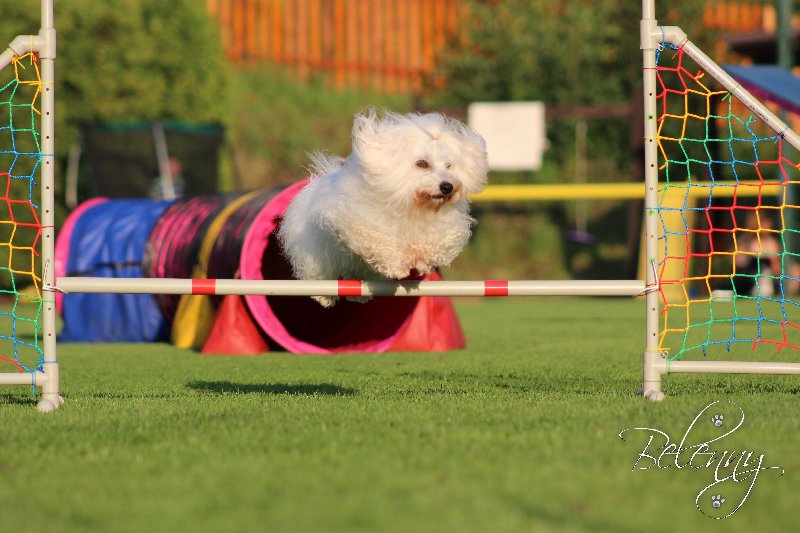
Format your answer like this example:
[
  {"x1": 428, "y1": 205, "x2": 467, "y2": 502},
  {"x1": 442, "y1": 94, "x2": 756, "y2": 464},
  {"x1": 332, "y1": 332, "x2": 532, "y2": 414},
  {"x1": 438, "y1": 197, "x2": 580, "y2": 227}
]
[
  {"x1": 36, "y1": 394, "x2": 65, "y2": 413},
  {"x1": 640, "y1": 388, "x2": 666, "y2": 402}
]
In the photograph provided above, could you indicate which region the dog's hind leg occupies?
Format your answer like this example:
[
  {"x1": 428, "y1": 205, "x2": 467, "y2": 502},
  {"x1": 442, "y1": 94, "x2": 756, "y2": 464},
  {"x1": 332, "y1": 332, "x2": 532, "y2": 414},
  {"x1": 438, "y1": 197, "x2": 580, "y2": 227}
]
[{"x1": 313, "y1": 295, "x2": 339, "y2": 307}]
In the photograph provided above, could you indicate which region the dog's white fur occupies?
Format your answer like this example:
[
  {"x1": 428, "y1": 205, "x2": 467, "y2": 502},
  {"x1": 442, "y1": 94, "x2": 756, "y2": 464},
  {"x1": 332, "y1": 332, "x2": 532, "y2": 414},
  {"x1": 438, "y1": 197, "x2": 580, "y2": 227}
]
[{"x1": 278, "y1": 109, "x2": 488, "y2": 307}]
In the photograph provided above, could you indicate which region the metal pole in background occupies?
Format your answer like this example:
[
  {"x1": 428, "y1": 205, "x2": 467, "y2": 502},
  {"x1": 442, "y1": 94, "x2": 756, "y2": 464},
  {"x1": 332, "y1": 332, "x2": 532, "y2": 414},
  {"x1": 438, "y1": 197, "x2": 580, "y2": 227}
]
[
  {"x1": 777, "y1": 0, "x2": 799, "y2": 261},
  {"x1": 777, "y1": 0, "x2": 794, "y2": 71}
]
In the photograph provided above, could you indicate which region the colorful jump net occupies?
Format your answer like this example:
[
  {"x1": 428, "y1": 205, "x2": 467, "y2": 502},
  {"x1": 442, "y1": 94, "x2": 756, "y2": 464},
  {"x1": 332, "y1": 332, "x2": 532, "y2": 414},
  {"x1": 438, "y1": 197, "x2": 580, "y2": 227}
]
[
  {"x1": 0, "y1": 53, "x2": 44, "y2": 376},
  {"x1": 655, "y1": 43, "x2": 800, "y2": 360}
]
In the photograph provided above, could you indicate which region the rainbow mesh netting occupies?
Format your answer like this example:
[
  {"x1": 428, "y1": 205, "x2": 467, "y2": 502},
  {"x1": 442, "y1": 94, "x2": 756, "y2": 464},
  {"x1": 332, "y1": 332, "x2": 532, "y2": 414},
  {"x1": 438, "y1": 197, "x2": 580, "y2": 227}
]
[
  {"x1": 655, "y1": 43, "x2": 800, "y2": 360},
  {"x1": 0, "y1": 52, "x2": 44, "y2": 375}
]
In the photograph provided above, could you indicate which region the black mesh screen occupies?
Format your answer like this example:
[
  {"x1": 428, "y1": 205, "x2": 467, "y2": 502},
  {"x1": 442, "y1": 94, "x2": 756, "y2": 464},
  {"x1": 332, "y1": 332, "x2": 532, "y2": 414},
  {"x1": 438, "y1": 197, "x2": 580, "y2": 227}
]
[{"x1": 82, "y1": 121, "x2": 224, "y2": 198}]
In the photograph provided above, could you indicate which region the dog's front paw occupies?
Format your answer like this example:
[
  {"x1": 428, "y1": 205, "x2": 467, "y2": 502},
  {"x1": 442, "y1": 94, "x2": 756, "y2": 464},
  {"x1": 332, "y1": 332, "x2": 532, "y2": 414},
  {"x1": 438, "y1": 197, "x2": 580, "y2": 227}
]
[
  {"x1": 373, "y1": 262, "x2": 411, "y2": 280},
  {"x1": 385, "y1": 270, "x2": 411, "y2": 280},
  {"x1": 313, "y1": 295, "x2": 339, "y2": 308},
  {"x1": 413, "y1": 262, "x2": 435, "y2": 276}
]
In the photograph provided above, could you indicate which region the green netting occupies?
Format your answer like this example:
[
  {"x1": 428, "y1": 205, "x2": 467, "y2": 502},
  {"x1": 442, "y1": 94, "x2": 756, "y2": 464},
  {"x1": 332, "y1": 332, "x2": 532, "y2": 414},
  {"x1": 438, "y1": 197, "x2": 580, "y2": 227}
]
[{"x1": 655, "y1": 43, "x2": 800, "y2": 360}]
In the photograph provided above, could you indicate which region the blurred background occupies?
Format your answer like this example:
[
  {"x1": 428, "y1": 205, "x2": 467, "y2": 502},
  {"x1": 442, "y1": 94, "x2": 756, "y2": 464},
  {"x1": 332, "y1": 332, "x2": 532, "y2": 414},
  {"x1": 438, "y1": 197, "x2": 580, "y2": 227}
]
[{"x1": 0, "y1": 0, "x2": 797, "y2": 282}]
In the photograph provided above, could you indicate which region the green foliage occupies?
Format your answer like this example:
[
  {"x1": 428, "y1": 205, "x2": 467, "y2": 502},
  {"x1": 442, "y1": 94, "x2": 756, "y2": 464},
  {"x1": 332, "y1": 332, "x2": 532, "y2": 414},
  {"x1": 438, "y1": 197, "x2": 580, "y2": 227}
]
[
  {"x1": 0, "y1": 0, "x2": 229, "y2": 157},
  {"x1": 430, "y1": 0, "x2": 714, "y2": 177},
  {"x1": 0, "y1": 0, "x2": 229, "y2": 290},
  {"x1": 227, "y1": 68, "x2": 411, "y2": 189},
  {"x1": 447, "y1": 206, "x2": 572, "y2": 280},
  {"x1": 427, "y1": 1, "x2": 718, "y2": 280},
  {"x1": 436, "y1": 1, "x2": 636, "y2": 106}
]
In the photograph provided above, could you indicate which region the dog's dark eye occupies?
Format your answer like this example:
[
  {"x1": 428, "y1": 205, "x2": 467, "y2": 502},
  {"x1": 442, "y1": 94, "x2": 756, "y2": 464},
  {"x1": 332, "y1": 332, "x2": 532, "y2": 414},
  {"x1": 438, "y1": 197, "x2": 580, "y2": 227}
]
[
  {"x1": 416, "y1": 160, "x2": 430, "y2": 169},
  {"x1": 446, "y1": 163, "x2": 452, "y2": 169}
]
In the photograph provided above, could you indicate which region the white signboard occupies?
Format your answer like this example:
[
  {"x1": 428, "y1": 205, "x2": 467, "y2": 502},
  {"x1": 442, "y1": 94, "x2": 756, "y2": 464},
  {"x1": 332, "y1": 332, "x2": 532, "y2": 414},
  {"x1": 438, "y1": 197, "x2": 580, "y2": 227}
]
[{"x1": 467, "y1": 101, "x2": 546, "y2": 171}]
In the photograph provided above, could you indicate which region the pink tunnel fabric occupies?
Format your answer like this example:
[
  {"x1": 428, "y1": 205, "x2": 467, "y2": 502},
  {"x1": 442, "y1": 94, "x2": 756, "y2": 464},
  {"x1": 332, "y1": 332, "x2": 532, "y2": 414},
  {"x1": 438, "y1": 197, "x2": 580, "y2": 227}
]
[{"x1": 239, "y1": 181, "x2": 445, "y2": 354}]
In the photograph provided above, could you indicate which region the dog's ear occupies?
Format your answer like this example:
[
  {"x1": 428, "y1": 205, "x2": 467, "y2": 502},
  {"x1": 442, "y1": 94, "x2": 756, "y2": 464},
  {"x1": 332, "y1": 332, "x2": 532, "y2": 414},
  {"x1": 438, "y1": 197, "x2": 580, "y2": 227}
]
[
  {"x1": 351, "y1": 108, "x2": 397, "y2": 177},
  {"x1": 447, "y1": 118, "x2": 489, "y2": 194},
  {"x1": 353, "y1": 108, "x2": 418, "y2": 179},
  {"x1": 352, "y1": 108, "x2": 379, "y2": 147}
]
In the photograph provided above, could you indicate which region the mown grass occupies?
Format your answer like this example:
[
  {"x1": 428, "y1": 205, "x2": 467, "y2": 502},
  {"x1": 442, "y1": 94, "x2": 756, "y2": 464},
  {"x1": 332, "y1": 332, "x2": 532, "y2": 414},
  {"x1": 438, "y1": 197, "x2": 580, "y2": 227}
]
[{"x1": 0, "y1": 297, "x2": 798, "y2": 532}]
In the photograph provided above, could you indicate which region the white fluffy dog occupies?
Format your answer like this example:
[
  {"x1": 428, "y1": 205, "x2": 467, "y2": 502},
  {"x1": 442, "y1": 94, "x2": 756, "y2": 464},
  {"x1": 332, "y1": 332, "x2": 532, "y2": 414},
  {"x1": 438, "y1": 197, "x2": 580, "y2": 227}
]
[{"x1": 278, "y1": 109, "x2": 488, "y2": 307}]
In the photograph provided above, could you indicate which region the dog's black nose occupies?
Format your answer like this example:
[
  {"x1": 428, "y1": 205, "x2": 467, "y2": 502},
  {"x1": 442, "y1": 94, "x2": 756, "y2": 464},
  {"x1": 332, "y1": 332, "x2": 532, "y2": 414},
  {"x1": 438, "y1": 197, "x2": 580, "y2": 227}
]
[{"x1": 439, "y1": 181, "x2": 454, "y2": 196}]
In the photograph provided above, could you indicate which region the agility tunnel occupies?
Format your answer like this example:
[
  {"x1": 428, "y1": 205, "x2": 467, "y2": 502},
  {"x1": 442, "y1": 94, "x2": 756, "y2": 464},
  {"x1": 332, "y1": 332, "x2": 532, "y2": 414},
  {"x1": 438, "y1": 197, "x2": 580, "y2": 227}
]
[{"x1": 55, "y1": 181, "x2": 466, "y2": 354}]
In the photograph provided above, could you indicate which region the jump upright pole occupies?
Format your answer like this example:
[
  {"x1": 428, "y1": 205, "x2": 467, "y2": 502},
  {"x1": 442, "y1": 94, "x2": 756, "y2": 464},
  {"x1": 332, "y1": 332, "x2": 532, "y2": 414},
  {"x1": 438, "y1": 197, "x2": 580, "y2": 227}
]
[
  {"x1": 640, "y1": 0, "x2": 664, "y2": 401},
  {"x1": 38, "y1": 0, "x2": 61, "y2": 413}
]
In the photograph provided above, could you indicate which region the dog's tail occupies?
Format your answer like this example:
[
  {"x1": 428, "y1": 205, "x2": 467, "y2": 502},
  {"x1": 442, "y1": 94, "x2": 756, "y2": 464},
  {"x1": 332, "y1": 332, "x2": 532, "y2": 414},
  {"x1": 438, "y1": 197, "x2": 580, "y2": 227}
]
[{"x1": 307, "y1": 151, "x2": 346, "y2": 180}]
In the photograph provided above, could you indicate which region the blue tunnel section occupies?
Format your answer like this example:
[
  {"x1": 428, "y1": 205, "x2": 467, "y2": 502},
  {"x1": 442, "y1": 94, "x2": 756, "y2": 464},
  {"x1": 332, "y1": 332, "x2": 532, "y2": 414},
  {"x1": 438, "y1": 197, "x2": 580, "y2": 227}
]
[{"x1": 59, "y1": 199, "x2": 174, "y2": 342}]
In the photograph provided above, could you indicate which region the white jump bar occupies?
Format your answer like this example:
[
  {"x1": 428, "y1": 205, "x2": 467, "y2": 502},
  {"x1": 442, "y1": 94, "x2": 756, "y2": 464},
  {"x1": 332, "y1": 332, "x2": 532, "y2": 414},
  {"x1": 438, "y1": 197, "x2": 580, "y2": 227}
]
[
  {"x1": 661, "y1": 360, "x2": 800, "y2": 375},
  {"x1": 0, "y1": 371, "x2": 48, "y2": 386},
  {"x1": 56, "y1": 277, "x2": 646, "y2": 298}
]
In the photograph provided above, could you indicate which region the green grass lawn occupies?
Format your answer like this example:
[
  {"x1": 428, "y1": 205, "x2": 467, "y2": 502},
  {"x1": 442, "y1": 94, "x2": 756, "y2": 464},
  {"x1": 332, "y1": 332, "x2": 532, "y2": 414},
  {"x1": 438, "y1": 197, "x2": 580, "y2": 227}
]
[{"x1": 1, "y1": 297, "x2": 798, "y2": 532}]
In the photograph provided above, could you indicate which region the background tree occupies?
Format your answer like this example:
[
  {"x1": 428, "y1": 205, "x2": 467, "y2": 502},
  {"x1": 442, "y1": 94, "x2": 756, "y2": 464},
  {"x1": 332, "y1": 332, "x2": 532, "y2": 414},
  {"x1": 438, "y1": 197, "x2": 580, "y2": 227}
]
[
  {"x1": 427, "y1": 0, "x2": 716, "y2": 280},
  {"x1": 430, "y1": 0, "x2": 714, "y2": 180},
  {"x1": 0, "y1": 0, "x2": 229, "y2": 159}
]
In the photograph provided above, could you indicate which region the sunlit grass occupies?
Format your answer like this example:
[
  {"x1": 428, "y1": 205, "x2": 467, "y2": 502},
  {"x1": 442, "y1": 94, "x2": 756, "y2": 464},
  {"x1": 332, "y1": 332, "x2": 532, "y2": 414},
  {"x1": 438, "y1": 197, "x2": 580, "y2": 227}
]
[{"x1": 0, "y1": 297, "x2": 798, "y2": 532}]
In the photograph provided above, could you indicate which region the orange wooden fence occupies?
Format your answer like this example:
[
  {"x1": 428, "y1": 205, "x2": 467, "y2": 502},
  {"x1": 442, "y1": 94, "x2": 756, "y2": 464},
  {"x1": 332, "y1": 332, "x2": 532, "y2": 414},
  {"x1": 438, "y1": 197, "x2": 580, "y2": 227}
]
[
  {"x1": 206, "y1": 0, "x2": 461, "y2": 93},
  {"x1": 703, "y1": 0, "x2": 769, "y2": 32},
  {"x1": 207, "y1": 1, "x2": 787, "y2": 94}
]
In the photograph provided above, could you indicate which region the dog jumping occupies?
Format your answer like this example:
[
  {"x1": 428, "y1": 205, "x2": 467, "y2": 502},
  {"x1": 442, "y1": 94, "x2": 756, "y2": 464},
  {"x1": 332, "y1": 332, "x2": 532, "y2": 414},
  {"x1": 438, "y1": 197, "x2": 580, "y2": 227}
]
[{"x1": 278, "y1": 109, "x2": 488, "y2": 307}]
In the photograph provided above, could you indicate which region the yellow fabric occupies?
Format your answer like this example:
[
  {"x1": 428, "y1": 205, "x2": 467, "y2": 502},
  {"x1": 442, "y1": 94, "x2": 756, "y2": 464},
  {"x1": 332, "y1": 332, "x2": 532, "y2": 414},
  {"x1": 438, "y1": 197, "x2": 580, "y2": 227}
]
[{"x1": 171, "y1": 191, "x2": 261, "y2": 349}]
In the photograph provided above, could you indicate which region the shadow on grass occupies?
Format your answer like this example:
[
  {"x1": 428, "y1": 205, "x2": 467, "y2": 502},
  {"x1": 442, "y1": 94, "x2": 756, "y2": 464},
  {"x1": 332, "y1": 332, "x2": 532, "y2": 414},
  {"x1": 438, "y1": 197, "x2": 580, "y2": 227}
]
[
  {"x1": 397, "y1": 370, "x2": 642, "y2": 397},
  {"x1": 187, "y1": 380, "x2": 358, "y2": 397},
  {"x1": 0, "y1": 393, "x2": 36, "y2": 406},
  {"x1": 397, "y1": 370, "x2": 800, "y2": 397},
  {"x1": 664, "y1": 375, "x2": 800, "y2": 396},
  {"x1": 503, "y1": 490, "x2": 643, "y2": 533}
]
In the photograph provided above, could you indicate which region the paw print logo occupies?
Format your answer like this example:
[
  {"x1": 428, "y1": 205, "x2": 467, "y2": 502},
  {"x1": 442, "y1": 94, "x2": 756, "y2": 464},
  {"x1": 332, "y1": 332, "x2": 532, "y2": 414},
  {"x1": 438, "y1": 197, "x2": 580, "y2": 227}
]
[
  {"x1": 711, "y1": 494, "x2": 725, "y2": 509},
  {"x1": 712, "y1": 414, "x2": 724, "y2": 427}
]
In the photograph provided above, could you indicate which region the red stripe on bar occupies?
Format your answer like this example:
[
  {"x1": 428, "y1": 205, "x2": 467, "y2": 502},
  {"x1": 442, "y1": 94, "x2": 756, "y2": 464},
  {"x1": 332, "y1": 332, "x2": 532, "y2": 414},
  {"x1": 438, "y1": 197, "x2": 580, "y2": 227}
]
[
  {"x1": 484, "y1": 280, "x2": 509, "y2": 296},
  {"x1": 192, "y1": 278, "x2": 217, "y2": 295},
  {"x1": 338, "y1": 280, "x2": 362, "y2": 297}
]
